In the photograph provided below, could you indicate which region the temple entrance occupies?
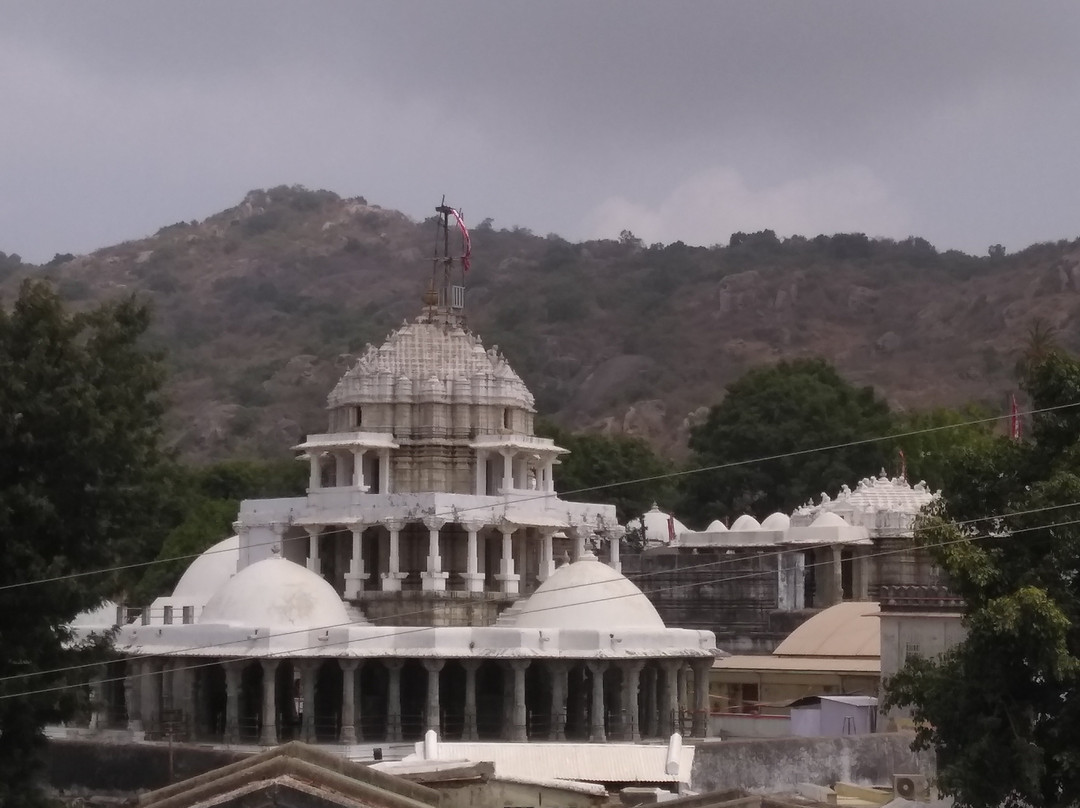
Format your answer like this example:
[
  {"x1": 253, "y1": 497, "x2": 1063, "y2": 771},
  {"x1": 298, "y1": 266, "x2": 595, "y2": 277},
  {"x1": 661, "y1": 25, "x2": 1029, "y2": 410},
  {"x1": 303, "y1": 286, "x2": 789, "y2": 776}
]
[
  {"x1": 475, "y1": 661, "x2": 505, "y2": 739},
  {"x1": 314, "y1": 660, "x2": 343, "y2": 742}
]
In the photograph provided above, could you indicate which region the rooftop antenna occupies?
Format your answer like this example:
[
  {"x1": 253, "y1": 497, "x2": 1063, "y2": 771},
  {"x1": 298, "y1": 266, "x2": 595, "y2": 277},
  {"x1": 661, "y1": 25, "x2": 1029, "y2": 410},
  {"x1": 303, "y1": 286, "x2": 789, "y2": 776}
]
[{"x1": 424, "y1": 196, "x2": 470, "y2": 327}]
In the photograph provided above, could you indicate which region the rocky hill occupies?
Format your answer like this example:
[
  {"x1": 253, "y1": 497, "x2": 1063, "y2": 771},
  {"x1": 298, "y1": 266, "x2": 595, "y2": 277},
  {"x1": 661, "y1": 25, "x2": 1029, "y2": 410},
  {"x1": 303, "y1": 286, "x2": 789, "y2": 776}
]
[{"x1": 3, "y1": 185, "x2": 1078, "y2": 462}]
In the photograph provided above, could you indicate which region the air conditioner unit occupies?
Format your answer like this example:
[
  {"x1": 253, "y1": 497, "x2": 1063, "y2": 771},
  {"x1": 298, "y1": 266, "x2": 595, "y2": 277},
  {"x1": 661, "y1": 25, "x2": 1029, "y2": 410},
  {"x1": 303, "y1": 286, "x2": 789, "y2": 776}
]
[{"x1": 893, "y1": 774, "x2": 930, "y2": 802}]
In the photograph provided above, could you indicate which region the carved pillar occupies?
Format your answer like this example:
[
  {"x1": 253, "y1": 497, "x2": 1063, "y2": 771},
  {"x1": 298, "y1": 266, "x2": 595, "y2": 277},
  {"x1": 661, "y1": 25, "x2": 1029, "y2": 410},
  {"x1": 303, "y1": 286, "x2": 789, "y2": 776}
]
[
  {"x1": 340, "y1": 659, "x2": 360, "y2": 744},
  {"x1": 830, "y1": 544, "x2": 844, "y2": 605},
  {"x1": 224, "y1": 661, "x2": 241, "y2": 745},
  {"x1": 475, "y1": 450, "x2": 487, "y2": 495},
  {"x1": 307, "y1": 453, "x2": 321, "y2": 491},
  {"x1": 352, "y1": 448, "x2": 367, "y2": 490},
  {"x1": 306, "y1": 526, "x2": 321, "y2": 574},
  {"x1": 608, "y1": 533, "x2": 621, "y2": 573},
  {"x1": 423, "y1": 659, "x2": 445, "y2": 733},
  {"x1": 259, "y1": 660, "x2": 278, "y2": 745},
  {"x1": 421, "y1": 516, "x2": 448, "y2": 592},
  {"x1": 386, "y1": 660, "x2": 403, "y2": 741},
  {"x1": 691, "y1": 660, "x2": 711, "y2": 738},
  {"x1": 462, "y1": 520, "x2": 486, "y2": 593},
  {"x1": 300, "y1": 661, "x2": 317, "y2": 743},
  {"x1": 379, "y1": 448, "x2": 391, "y2": 494},
  {"x1": 623, "y1": 661, "x2": 643, "y2": 742},
  {"x1": 538, "y1": 530, "x2": 556, "y2": 582},
  {"x1": 345, "y1": 524, "x2": 366, "y2": 599},
  {"x1": 510, "y1": 660, "x2": 529, "y2": 741},
  {"x1": 587, "y1": 661, "x2": 607, "y2": 742},
  {"x1": 462, "y1": 660, "x2": 480, "y2": 741},
  {"x1": 382, "y1": 520, "x2": 406, "y2": 592},
  {"x1": 549, "y1": 661, "x2": 568, "y2": 740},
  {"x1": 496, "y1": 523, "x2": 520, "y2": 596},
  {"x1": 500, "y1": 449, "x2": 514, "y2": 493}
]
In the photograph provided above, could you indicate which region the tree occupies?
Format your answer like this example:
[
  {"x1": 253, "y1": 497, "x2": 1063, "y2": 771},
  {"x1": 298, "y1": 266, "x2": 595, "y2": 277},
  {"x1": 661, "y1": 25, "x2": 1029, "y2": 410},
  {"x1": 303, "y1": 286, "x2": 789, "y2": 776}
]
[
  {"x1": 0, "y1": 281, "x2": 170, "y2": 805},
  {"x1": 892, "y1": 405, "x2": 998, "y2": 492},
  {"x1": 680, "y1": 358, "x2": 893, "y2": 525},
  {"x1": 885, "y1": 350, "x2": 1080, "y2": 808},
  {"x1": 536, "y1": 421, "x2": 675, "y2": 524}
]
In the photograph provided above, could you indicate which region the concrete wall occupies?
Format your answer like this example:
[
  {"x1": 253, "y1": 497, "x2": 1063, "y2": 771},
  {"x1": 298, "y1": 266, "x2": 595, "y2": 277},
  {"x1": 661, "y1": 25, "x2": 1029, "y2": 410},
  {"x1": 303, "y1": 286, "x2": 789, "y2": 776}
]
[
  {"x1": 45, "y1": 738, "x2": 249, "y2": 794},
  {"x1": 711, "y1": 713, "x2": 792, "y2": 740},
  {"x1": 690, "y1": 732, "x2": 932, "y2": 794}
]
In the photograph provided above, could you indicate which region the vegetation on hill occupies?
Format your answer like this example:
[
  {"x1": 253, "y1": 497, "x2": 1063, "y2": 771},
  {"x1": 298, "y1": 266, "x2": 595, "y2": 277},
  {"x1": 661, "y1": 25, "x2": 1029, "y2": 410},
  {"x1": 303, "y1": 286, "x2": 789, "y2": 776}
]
[{"x1": 4, "y1": 185, "x2": 1079, "y2": 466}]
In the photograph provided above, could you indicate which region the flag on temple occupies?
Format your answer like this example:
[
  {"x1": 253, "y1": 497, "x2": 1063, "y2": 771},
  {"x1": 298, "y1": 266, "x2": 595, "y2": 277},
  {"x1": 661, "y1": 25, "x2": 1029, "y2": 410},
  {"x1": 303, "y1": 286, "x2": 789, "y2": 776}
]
[
  {"x1": 450, "y1": 208, "x2": 471, "y2": 272},
  {"x1": 1010, "y1": 394, "x2": 1022, "y2": 441}
]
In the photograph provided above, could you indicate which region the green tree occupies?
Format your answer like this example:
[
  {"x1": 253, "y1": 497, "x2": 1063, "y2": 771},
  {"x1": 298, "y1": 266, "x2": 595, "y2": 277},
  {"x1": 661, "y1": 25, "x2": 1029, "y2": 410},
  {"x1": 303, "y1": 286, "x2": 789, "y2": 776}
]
[
  {"x1": 885, "y1": 350, "x2": 1080, "y2": 808},
  {"x1": 893, "y1": 405, "x2": 998, "y2": 492},
  {"x1": 536, "y1": 421, "x2": 675, "y2": 523},
  {"x1": 680, "y1": 358, "x2": 893, "y2": 525},
  {"x1": 0, "y1": 281, "x2": 170, "y2": 805}
]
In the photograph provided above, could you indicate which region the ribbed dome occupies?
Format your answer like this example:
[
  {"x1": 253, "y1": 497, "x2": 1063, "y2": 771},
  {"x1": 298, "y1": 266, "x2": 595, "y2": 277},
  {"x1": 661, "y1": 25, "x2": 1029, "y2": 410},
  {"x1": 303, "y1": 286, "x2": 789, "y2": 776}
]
[
  {"x1": 515, "y1": 554, "x2": 665, "y2": 630},
  {"x1": 172, "y1": 535, "x2": 239, "y2": 602},
  {"x1": 328, "y1": 320, "x2": 533, "y2": 409},
  {"x1": 200, "y1": 558, "x2": 350, "y2": 630}
]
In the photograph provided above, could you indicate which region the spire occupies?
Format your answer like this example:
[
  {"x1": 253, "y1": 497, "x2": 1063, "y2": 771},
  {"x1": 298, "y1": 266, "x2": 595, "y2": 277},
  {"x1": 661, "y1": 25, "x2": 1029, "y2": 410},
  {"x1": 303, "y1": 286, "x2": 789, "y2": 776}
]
[{"x1": 421, "y1": 197, "x2": 470, "y2": 327}]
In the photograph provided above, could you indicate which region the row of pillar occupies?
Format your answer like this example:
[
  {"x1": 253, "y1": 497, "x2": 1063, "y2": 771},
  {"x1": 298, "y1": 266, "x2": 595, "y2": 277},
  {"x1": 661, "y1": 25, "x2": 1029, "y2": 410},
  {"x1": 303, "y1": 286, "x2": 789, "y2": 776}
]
[
  {"x1": 126, "y1": 656, "x2": 713, "y2": 746},
  {"x1": 306, "y1": 447, "x2": 392, "y2": 493}
]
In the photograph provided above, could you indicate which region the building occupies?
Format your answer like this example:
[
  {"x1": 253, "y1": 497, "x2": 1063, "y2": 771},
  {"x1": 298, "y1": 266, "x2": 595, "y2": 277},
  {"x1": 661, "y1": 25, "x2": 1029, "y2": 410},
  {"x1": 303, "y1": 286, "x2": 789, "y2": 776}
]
[{"x1": 107, "y1": 206, "x2": 718, "y2": 747}]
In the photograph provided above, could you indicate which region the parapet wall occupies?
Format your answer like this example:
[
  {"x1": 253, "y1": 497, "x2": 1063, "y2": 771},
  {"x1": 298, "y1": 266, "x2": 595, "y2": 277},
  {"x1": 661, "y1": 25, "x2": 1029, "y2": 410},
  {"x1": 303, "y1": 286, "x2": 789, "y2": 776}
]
[{"x1": 690, "y1": 732, "x2": 933, "y2": 793}]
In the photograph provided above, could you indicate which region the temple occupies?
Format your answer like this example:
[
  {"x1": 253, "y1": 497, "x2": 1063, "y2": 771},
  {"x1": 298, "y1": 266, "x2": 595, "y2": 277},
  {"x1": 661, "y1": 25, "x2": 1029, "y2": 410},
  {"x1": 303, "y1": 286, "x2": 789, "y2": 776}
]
[{"x1": 109, "y1": 203, "x2": 719, "y2": 747}]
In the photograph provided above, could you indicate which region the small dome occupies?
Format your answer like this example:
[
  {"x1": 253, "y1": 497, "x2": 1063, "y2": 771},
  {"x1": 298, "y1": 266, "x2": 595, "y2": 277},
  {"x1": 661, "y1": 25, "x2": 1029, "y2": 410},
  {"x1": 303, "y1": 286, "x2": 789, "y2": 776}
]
[
  {"x1": 760, "y1": 512, "x2": 791, "y2": 531},
  {"x1": 641, "y1": 504, "x2": 687, "y2": 544},
  {"x1": 200, "y1": 558, "x2": 350, "y2": 630},
  {"x1": 515, "y1": 554, "x2": 665, "y2": 630},
  {"x1": 730, "y1": 514, "x2": 761, "y2": 531},
  {"x1": 705, "y1": 519, "x2": 728, "y2": 532},
  {"x1": 810, "y1": 511, "x2": 849, "y2": 528},
  {"x1": 172, "y1": 535, "x2": 239, "y2": 602},
  {"x1": 773, "y1": 602, "x2": 880, "y2": 657}
]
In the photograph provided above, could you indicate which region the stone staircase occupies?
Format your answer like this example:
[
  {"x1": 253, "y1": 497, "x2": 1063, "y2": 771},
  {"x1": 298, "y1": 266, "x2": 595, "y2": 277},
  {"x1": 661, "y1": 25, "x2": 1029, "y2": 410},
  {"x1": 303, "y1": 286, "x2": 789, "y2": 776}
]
[{"x1": 493, "y1": 599, "x2": 527, "y2": 626}]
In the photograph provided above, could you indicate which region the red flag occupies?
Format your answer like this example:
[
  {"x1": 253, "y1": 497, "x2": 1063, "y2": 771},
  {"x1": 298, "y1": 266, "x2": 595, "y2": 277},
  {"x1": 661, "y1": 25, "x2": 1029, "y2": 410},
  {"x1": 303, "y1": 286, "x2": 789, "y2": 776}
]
[
  {"x1": 898, "y1": 448, "x2": 906, "y2": 479},
  {"x1": 667, "y1": 514, "x2": 676, "y2": 543},
  {"x1": 449, "y1": 208, "x2": 471, "y2": 272},
  {"x1": 1010, "y1": 394, "x2": 1021, "y2": 441}
]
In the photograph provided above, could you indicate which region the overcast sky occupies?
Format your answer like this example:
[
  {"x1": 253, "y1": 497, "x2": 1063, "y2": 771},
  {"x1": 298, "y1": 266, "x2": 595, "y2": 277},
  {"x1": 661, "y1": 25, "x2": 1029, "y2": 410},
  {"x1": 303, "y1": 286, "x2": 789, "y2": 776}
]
[{"x1": 3, "y1": 2, "x2": 1079, "y2": 263}]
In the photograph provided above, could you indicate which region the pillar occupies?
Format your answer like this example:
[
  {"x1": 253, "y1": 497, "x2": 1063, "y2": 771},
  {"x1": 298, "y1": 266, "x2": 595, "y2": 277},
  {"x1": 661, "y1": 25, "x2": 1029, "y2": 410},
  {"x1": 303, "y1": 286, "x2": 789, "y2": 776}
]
[
  {"x1": 88, "y1": 667, "x2": 106, "y2": 731},
  {"x1": 382, "y1": 521, "x2": 406, "y2": 592},
  {"x1": 496, "y1": 525, "x2": 519, "y2": 596},
  {"x1": 379, "y1": 448, "x2": 391, "y2": 494},
  {"x1": 643, "y1": 666, "x2": 657, "y2": 738},
  {"x1": 538, "y1": 530, "x2": 556, "y2": 582},
  {"x1": 623, "y1": 661, "x2": 643, "y2": 742},
  {"x1": 141, "y1": 659, "x2": 160, "y2": 738},
  {"x1": 308, "y1": 453, "x2": 321, "y2": 491},
  {"x1": 259, "y1": 660, "x2": 278, "y2": 745},
  {"x1": 335, "y1": 452, "x2": 349, "y2": 487},
  {"x1": 510, "y1": 660, "x2": 529, "y2": 741},
  {"x1": 224, "y1": 661, "x2": 241, "y2": 745},
  {"x1": 300, "y1": 661, "x2": 317, "y2": 743},
  {"x1": 677, "y1": 663, "x2": 688, "y2": 730},
  {"x1": 306, "y1": 526, "x2": 321, "y2": 574},
  {"x1": 463, "y1": 520, "x2": 486, "y2": 593},
  {"x1": 549, "y1": 661, "x2": 568, "y2": 740},
  {"x1": 830, "y1": 544, "x2": 844, "y2": 605},
  {"x1": 462, "y1": 660, "x2": 480, "y2": 741},
  {"x1": 691, "y1": 660, "x2": 712, "y2": 738},
  {"x1": 855, "y1": 548, "x2": 871, "y2": 601},
  {"x1": 352, "y1": 448, "x2": 367, "y2": 490},
  {"x1": 571, "y1": 527, "x2": 586, "y2": 561},
  {"x1": 422, "y1": 517, "x2": 448, "y2": 591},
  {"x1": 340, "y1": 659, "x2": 360, "y2": 744},
  {"x1": 609, "y1": 534, "x2": 621, "y2": 573},
  {"x1": 124, "y1": 660, "x2": 141, "y2": 733},
  {"x1": 587, "y1": 661, "x2": 607, "y2": 743},
  {"x1": 662, "y1": 661, "x2": 680, "y2": 737},
  {"x1": 475, "y1": 450, "x2": 487, "y2": 495},
  {"x1": 386, "y1": 660, "x2": 403, "y2": 742},
  {"x1": 345, "y1": 524, "x2": 366, "y2": 599},
  {"x1": 423, "y1": 660, "x2": 445, "y2": 733},
  {"x1": 500, "y1": 449, "x2": 514, "y2": 493}
]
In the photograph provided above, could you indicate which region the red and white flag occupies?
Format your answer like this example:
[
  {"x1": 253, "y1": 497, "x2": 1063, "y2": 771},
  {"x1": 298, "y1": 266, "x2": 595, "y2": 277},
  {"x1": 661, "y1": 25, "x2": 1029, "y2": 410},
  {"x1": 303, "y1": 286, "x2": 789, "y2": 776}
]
[
  {"x1": 1010, "y1": 394, "x2": 1022, "y2": 441},
  {"x1": 449, "y1": 208, "x2": 471, "y2": 272},
  {"x1": 667, "y1": 514, "x2": 676, "y2": 543}
]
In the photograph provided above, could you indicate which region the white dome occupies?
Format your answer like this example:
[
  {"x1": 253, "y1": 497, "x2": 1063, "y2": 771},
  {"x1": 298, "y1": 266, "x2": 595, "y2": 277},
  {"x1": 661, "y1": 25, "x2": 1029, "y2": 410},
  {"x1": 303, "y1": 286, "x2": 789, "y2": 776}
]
[
  {"x1": 641, "y1": 504, "x2": 687, "y2": 544},
  {"x1": 199, "y1": 557, "x2": 350, "y2": 630},
  {"x1": 810, "y1": 511, "x2": 849, "y2": 528},
  {"x1": 705, "y1": 519, "x2": 728, "y2": 532},
  {"x1": 172, "y1": 535, "x2": 239, "y2": 602},
  {"x1": 760, "y1": 512, "x2": 791, "y2": 531},
  {"x1": 515, "y1": 554, "x2": 665, "y2": 630},
  {"x1": 730, "y1": 514, "x2": 761, "y2": 531}
]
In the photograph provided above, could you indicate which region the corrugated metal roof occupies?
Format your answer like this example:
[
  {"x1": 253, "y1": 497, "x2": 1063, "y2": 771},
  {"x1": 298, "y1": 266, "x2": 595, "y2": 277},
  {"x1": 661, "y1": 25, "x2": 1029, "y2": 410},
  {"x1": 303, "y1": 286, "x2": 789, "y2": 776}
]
[{"x1": 416, "y1": 742, "x2": 694, "y2": 783}]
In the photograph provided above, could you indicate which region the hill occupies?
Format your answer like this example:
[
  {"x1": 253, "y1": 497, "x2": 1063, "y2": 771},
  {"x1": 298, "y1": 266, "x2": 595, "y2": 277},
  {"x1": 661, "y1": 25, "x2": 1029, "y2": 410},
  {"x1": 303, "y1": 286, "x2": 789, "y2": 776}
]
[{"x1": 3, "y1": 185, "x2": 1078, "y2": 462}]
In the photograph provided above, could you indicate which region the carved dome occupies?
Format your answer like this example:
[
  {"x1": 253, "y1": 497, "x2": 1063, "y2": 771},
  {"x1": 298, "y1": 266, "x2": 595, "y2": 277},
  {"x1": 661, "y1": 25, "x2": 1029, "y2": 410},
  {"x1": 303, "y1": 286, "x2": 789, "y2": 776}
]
[
  {"x1": 515, "y1": 554, "x2": 665, "y2": 630},
  {"x1": 200, "y1": 557, "x2": 350, "y2": 630}
]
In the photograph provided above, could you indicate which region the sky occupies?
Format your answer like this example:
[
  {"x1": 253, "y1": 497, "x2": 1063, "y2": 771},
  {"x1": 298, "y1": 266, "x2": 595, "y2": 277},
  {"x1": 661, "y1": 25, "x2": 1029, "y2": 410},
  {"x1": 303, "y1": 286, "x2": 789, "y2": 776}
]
[{"x1": 2, "y1": 2, "x2": 1079, "y2": 263}]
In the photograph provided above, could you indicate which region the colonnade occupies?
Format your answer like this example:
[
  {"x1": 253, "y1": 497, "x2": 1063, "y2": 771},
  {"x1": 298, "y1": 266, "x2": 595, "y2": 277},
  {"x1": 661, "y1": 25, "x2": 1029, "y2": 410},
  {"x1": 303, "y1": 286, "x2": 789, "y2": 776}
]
[{"x1": 123, "y1": 655, "x2": 713, "y2": 746}]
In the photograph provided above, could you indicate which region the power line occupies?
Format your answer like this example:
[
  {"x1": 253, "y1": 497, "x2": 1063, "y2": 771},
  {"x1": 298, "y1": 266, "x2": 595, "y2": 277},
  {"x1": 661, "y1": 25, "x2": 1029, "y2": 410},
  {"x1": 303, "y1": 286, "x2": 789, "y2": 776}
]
[{"x1": 0, "y1": 399, "x2": 1071, "y2": 595}]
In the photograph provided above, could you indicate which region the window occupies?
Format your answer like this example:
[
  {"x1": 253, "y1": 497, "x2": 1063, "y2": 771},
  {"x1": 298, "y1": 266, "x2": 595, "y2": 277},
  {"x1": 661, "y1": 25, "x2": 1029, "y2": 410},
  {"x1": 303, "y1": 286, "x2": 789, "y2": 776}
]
[
  {"x1": 502, "y1": 408, "x2": 511, "y2": 430},
  {"x1": 905, "y1": 641, "x2": 921, "y2": 660},
  {"x1": 352, "y1": 406, "x2": 363, "y2": 428}
]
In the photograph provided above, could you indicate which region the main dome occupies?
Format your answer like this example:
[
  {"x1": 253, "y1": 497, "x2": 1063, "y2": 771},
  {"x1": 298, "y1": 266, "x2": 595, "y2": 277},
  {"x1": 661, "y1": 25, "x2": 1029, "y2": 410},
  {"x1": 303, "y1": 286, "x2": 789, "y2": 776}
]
[
  {"x1": 515, "y1": 554, "x2": 666, "y2": 630},
  {"x1": 199, "y1": 557, "x2": 351, "y2": 630},
  {"x1": 172, "y1": 535, "x2": 239, "y2": 603},
  {"x1": 328, "y1": 320, "x2": 533, "y2": 410}
]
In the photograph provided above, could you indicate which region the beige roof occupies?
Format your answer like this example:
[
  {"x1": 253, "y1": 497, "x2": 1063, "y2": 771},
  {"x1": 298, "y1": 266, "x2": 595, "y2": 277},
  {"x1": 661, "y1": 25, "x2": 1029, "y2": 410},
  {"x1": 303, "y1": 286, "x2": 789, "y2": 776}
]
[
  {"x1": 713, "y1": 655, "x2": 880, "y2": 674},
  {"x1": 772, "y1": 601, "x2": 880, "y2": 658}
]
